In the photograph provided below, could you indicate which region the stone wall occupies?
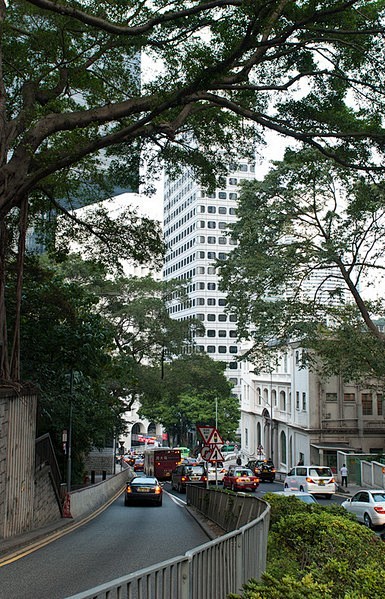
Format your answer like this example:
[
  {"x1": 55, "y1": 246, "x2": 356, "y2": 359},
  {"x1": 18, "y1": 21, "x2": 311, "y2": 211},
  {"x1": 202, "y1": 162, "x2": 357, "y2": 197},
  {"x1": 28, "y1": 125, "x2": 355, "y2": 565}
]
[
  {"x1": 0, "y1": 389, "x2": 38, "y2": 539},
  {"x1": 84, "y1": 448, "x2": 115, "y2": 475},
  {"x1": 33, "y1": 465, "x2": 62, "y2": 529}
]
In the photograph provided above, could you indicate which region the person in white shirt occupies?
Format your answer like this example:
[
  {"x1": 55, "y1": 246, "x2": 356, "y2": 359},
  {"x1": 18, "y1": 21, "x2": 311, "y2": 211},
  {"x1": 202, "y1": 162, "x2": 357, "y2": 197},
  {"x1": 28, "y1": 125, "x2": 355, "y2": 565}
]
[{"x1": 340, "y1": 464, "x2": 348, "y2": 487}]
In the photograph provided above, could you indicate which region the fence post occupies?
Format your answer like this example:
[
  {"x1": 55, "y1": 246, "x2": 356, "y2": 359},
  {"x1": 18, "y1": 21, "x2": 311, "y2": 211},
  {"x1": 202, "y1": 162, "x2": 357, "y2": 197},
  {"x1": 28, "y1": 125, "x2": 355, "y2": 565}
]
[{"x1": 180, "y1": 559, "x2": 190, "y2": 599}]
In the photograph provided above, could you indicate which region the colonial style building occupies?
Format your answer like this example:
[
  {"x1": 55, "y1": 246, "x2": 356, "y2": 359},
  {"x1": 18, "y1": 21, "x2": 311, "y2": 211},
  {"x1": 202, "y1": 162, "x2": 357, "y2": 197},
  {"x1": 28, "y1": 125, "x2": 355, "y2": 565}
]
[{"x1": 240, "y1": 344, "x2": 385, "y2": 472}]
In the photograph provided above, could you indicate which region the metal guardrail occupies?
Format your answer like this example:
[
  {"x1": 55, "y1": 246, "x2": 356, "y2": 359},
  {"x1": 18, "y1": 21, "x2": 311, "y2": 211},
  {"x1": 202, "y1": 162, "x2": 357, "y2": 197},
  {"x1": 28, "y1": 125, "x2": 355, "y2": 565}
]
[{"x1": 65, "y1": 490, "x2": 270, "y2": 599}]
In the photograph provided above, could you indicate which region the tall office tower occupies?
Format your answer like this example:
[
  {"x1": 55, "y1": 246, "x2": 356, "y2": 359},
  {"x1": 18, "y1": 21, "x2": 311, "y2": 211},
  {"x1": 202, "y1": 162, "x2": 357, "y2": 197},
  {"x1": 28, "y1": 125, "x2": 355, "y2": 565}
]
[{"x1": 163, "y1": 161, "x2": 257, "y2": 399}]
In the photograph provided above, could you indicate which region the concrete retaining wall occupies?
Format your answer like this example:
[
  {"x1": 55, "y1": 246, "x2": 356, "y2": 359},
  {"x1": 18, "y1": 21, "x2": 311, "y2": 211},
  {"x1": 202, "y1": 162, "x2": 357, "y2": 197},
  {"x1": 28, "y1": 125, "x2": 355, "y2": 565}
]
[
  {"x1": 69, "y1": 468, "x2": 132, "y2": 519},
  {"x1": 33, "y1": 465, "x2": 62, "y2": 528}
]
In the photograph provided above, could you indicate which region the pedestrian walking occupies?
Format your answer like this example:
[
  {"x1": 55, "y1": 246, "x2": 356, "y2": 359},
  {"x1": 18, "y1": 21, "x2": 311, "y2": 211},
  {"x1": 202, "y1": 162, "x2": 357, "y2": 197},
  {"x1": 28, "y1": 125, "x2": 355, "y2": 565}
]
[{"x1": 340, "y1": 463, "x2": 348, "y2": 487}]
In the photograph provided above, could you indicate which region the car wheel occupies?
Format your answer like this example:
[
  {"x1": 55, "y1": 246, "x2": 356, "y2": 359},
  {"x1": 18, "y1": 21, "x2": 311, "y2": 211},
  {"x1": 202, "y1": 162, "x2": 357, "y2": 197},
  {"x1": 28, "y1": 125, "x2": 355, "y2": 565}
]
[
  {"x1": 324, "y1": 494, "x2": 332, "y2": 500},
  {"x1": 231, "y1": 483, "x2": 236, "y2": 492},
  {"x1": 124, "y1": 497, "x2": 129, "y2": 506},
  {"x1": 157, "y1": 499, "x2": 162, "y2": 507},
  {"x1": 364, "y1": 513, "x2": 372, "y2": 529}
]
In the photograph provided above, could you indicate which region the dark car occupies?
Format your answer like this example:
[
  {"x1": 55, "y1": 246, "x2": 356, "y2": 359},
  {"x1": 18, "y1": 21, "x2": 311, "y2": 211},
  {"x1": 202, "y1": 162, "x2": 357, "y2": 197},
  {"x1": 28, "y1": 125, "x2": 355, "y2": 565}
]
[
  {"x1": 171, "y1": 464, "x2": 207, "y2": 492},
  {"x1": 124, "y1": 476, "x2": 163, "y2": 506},
  {"x1": 246, "y1": 459, "x2": 276, "y2": 482}
]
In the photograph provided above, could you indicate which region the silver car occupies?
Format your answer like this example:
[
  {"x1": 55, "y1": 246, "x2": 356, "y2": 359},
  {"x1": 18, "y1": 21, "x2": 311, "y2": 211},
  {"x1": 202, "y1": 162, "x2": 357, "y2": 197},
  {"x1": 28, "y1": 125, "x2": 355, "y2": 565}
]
[{"x1": 342, "y1": 489, "x2": 385, "y2": 529}]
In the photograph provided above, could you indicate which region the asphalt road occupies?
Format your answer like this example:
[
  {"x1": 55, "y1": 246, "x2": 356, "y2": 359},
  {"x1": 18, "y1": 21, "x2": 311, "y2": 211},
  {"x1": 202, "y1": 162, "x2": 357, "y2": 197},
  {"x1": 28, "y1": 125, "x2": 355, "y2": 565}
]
[{"x1": 0, "y1": 490, "x2": 209, "y2": 599}]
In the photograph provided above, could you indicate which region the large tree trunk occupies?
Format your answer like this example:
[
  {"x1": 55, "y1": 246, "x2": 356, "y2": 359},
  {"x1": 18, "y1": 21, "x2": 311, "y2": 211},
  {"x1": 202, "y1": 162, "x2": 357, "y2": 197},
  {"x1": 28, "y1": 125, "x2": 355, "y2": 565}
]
[
  {"x1": 0, "y1": 219, "x2": 9, "y2": 381},
  {"x1": 10, "y1": 197, "x2": 28, "y2": 382}
]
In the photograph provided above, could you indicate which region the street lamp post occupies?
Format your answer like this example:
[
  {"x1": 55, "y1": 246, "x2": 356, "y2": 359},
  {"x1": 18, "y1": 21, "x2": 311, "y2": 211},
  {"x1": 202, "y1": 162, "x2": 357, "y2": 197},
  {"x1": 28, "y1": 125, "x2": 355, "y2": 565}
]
[{"x1": 67, "y1": 369, "x2": 74, "y2": 493}]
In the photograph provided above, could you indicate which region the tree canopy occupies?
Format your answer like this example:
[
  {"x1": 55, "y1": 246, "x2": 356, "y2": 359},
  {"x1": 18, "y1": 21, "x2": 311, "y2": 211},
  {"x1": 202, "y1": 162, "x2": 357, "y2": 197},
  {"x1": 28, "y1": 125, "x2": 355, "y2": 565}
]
[
  {"x1": 137, "y1": 352, "x2": 240, "y2": 445},
  {"x1": 219, "y1": 147, "x2": 385, "y2": 381},
  {"x1": 3, "y1": 0, "x2": 385, "y2": 383}
]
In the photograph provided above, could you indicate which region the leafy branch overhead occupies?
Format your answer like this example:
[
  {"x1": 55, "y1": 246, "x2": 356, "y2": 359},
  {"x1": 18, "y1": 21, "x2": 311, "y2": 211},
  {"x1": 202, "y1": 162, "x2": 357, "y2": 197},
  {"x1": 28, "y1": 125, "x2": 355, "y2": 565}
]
[
  {"x1": 219, "y1": 147, "x2": 385, "y2": 381},
  {"x1": 3, "y1": 0, "x2": 385, "y2": 220}
]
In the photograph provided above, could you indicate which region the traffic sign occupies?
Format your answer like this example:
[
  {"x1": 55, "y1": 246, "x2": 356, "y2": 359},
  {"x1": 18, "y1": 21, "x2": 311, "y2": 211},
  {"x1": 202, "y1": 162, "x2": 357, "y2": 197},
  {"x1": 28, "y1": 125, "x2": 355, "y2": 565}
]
[
  {"x1": 200, "y1": 446, "x2": 213, "y2": 461},
  {"x1": 207, "y1": 428, "x2": 224, "y2": 446},
  {"x1": 197, "y1": 425, "x2": 215, "y2": 443},
  {"x1": 209, "y1": 446, "x2": 224, "y2": 462}
]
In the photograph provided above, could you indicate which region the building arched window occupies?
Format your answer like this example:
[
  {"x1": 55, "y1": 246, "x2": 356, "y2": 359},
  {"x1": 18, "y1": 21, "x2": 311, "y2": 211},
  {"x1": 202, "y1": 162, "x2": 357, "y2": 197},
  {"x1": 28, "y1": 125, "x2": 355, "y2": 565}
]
[
  {"x1": 271, "y1": 389, "x2": 277, "y2": 407},
  {"x1": 280, "y1": 390, "x2": 286, "y2": 411},
  {"x1": 147, "y1": 422, "x2": 156, "y2": 435},
  {"x1": 280, "y1": 431, "x2": 287, "y2": 464},
  {"x1": 257, "y1": 422, "x2": 262, "y2": 446}
]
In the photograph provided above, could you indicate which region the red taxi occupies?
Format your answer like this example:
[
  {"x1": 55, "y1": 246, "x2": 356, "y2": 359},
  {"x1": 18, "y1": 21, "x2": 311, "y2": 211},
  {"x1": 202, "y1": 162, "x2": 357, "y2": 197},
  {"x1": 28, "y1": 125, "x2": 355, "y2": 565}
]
[{"x1": 223, "y1": 467, "x2": 259, "y2": 492}]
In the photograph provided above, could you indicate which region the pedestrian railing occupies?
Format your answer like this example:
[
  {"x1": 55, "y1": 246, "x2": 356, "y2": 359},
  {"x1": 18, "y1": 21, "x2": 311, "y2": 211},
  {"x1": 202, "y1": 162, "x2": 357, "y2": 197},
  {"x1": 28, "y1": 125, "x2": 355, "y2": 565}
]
[{"x1": 65, "y1": 490, "x2": 270, "y2": 599}]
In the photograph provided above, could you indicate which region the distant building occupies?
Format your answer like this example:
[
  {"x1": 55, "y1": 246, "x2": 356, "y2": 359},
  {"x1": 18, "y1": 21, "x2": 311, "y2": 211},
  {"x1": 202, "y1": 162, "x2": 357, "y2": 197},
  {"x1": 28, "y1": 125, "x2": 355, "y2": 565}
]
[{"x1": 162, "y1": 161, "x2": 258, "y2": 400}]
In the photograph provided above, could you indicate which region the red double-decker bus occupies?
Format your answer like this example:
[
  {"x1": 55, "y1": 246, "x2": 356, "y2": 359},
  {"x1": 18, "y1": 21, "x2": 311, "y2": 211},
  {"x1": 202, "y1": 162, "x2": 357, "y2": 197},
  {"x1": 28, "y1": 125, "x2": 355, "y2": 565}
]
[{"x1": 144, "y1": 447, "x2": 181, "y2": 480}]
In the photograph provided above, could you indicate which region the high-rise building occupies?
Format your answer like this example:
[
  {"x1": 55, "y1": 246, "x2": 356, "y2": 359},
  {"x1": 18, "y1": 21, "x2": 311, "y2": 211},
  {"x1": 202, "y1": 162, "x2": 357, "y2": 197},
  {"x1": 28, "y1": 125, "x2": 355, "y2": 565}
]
[{"x1": 163, "y1": 161, "x2": 257, "y2": 399}]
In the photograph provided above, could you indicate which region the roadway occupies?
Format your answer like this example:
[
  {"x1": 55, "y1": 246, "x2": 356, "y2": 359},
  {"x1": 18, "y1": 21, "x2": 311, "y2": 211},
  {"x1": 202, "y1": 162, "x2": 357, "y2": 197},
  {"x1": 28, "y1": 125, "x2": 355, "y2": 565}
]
[
  {"x1": 0, "y1": 479, "x2": 349, "y2": 599},
  {"x1": 0, "y1": 489, "x2": 208, "y2": 599}
]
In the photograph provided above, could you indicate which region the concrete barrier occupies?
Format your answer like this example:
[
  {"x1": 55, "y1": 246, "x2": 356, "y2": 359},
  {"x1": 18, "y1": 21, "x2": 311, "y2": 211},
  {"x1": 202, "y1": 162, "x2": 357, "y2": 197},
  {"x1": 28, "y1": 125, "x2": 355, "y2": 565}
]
[{"x1": 69, "y1": 468, "x2": 132, "y2": 519}]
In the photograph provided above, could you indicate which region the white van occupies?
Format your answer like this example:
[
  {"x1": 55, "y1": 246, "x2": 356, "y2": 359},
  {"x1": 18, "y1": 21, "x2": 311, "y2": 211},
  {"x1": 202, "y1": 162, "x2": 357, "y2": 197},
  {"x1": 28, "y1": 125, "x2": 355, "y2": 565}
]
[{"x1": 284, "y1": 465, "x2": 335, "y2": 498}]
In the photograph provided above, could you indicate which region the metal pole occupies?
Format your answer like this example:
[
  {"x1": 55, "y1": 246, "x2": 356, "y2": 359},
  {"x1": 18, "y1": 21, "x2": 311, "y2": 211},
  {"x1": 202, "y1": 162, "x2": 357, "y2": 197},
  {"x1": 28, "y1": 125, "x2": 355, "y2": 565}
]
[
  {"x1": 215, "y1": 398, "x2": 218, "y2": 486},
  {"x1": 67, "y1": 369, "x2": 74, "y2": 493}
]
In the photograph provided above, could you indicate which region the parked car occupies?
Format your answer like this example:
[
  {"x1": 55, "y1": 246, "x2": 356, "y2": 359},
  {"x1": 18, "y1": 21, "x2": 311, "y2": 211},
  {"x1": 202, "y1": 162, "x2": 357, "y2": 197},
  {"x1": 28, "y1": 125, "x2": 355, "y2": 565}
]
[
  {"x1": 341, "y1": 489, "x2": 385, "y2": 529},
  {"x1": 223, "y1": 467, "x2": 259, "y2": 492},
  {"x1": 207, "y1": 461, "x2": 226, "y2": 484},
  {"x1": 246, "y1": 459, "x2": 276, "y2": 482},
  {"x1": 284, "y1": 465, "x2": 335, "y2": 498},
  {"x1": 270, "y1": 491, "x2": 319, "y2": 504},
  {"x1": 171, "y1": 464, "x2": 207, "y2": 492},
  {"x1": 124, "y1": 476, "x2": 163, "y2": 506}
]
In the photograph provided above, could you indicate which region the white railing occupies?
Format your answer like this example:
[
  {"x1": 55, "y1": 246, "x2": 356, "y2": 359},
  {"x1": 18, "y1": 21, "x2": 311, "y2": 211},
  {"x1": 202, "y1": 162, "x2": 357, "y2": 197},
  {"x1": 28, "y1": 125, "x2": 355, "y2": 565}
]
[{"x1": 65, "y1": 494, "x2": 270, "y2": 599}]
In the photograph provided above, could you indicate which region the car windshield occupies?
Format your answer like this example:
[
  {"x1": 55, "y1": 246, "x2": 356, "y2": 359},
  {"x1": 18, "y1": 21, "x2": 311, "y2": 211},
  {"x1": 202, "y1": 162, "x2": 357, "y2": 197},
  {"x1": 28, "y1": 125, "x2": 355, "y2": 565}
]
[
  {"x1": 372, "y1": 492, "x2": 385, "y2": 502},
  {"x1": 309, "y1": 467, "x2": 332, "y2": 477},
  {"x1": 131, "y1": 478, "x2": 158, "y2": 486},
  {"x1": 235, "y1": 469, "x2": 253, "y2": 477},
  {"x1": 186, "y1": 466, "x2": 205, "y2": 475}
]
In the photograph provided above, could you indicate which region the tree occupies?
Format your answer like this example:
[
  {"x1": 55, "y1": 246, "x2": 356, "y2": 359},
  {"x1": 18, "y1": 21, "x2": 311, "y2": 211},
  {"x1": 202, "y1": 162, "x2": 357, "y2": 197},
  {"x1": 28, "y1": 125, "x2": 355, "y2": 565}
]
[
  {"x1": 58, "y1": 256, "x2": 204, "y2": 401},
  {"x1": 3, "y1": 0, "x2": 385, "y2": 382},
  {"x1": 219, "y1": 147, "x2": 385, "y2": 381},
  {"x1": 7, "y1": 254, "x2": 126, "y2": 481},
  {"x1": 138, "y1": 353, "x2": 240, "y2": 445}
]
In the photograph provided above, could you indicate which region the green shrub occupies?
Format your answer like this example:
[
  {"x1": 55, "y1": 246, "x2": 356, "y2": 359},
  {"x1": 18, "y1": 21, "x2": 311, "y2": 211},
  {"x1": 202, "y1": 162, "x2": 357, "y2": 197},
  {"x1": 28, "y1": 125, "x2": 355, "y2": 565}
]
[{"x1": 231, "y1": 496, "x2": 385, "y2": 599}]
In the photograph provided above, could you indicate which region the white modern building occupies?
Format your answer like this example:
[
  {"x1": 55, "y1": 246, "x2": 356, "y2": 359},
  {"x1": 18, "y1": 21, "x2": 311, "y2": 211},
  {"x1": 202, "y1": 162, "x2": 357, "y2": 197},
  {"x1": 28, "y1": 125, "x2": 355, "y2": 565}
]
[{"x1": 162, "y1": 161, "x2": 258, "y2": 399}]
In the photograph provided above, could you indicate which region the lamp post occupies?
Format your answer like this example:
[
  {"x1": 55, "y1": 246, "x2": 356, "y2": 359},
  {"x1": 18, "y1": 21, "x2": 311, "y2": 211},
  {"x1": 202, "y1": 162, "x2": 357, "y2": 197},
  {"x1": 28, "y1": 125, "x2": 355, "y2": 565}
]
[{"x1": 67, "y1": 369, "x2": 74, "y2": 493}]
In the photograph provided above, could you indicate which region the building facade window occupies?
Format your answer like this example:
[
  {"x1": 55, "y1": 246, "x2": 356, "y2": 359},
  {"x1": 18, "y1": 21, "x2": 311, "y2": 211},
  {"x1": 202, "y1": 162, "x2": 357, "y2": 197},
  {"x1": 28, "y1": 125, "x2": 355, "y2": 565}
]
[
  {"x1": 296, "y1": 391, "x2": 300, "y2": 410},
  {"x1": 326, "y1": 393, "x2": 338, "y2": 402},
  {"x1": 362, "y1": 393, "x2": 373, "y2": 415},
  {"x1": 280, "y1": 431, "x2": 287, "y2": 464},
  {"x1": 302, "y1": 392, "x2": 306, "y2": 410},
  {"x1": 344, "y1": 393, "x2": 355, "y2": 402}
]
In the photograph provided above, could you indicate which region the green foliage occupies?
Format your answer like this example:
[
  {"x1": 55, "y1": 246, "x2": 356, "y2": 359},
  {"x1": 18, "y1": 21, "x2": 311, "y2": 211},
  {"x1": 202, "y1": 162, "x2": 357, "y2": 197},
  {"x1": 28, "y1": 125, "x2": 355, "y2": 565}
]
[
  {"x1": 231, "y1": 497, "x2": 385, "y2": 599},
  {"x1": 138, "y1": 353, "x2": 240, "y2": 444},
  {"x1": 219, "y1": 147, "x2": 385, "y2": 381},
  {"x1": 5, "y1": 255, "x2": 123, "y2": 481},
  {"x1": 262, "y1": 492, "x2": 355, "y2": 527}
]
